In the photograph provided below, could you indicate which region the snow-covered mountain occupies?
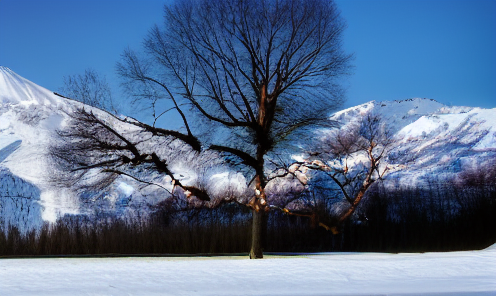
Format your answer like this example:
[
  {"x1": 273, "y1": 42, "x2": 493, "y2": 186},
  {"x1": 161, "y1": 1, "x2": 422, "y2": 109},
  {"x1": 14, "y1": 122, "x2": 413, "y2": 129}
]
[
  {"x1": 0, "y1": 66, "x2": 80, "y2": 230},
  {"x1": 330, "y1": 98, "x2": 496, "y2": 186},
  {"x1": 1, "y1": 66, "x2": 495, "y2": 230}
]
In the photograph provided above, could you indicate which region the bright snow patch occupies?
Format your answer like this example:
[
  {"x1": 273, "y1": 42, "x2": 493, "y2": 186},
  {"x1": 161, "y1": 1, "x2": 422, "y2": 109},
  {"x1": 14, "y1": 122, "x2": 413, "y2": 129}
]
[
  {"x1": 116, "y1": 181, "x2": 135, "y2": 197},
  {"x1": 0, "y1": 116, "x2": 10, "y2": 130},
  {"x1": 291, "y1": 154, "x2": 305, "y2": 162}
]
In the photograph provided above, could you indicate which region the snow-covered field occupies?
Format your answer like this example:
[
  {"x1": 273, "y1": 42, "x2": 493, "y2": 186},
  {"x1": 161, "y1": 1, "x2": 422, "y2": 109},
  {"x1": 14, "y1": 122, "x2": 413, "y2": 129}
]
[{"x1": 1, "y1": 245, "x2": 495, "y2": 296}]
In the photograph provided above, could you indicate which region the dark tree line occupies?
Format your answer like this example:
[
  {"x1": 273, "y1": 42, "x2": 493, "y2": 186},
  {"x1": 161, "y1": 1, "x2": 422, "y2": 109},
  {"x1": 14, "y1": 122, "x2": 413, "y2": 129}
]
[{"x1": 2, "y1": 174, "x2": 494, "y2": 256}]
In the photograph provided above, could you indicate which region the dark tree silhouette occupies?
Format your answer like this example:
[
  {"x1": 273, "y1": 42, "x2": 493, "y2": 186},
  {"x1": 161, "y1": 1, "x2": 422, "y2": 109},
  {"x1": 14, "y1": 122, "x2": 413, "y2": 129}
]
[
  {"x1": 59, "y1": 68, "x2": 116, "y2": 113},
  {"x1": 299, "y1": 115, "x2": 396, "y2": 233},
  {"x1": 52, "y1": 0, "x2": 351, "y2": 259}
]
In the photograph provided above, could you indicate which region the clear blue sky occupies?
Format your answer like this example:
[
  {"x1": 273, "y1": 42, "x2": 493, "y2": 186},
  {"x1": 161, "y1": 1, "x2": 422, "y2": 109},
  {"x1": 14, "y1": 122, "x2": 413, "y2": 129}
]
[{"x1": 1, "y1": 0, "x2": 495, "y2": 110}]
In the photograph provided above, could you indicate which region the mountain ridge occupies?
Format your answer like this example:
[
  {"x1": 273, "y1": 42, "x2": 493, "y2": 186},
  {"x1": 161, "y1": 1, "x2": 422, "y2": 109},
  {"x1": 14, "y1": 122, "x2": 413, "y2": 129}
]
[{"x1": 1, "y1": 67, "x2": 495, "y2": 230}]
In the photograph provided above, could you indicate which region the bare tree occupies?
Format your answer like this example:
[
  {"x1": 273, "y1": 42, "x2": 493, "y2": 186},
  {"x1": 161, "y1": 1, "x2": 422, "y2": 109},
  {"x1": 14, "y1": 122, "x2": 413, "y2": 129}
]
[
  {"x1": 52, "y1": 0, "x2": 351, "y2": 258},
  {"x1": 299, "y1": 115, "x2": 395, "y2": 233},
  {"x1": 59, "y1": 68, "x2": 116, "y2": 113},
  {"x1": 456, "y1": 157, "x2": 496, "y2": 188}
]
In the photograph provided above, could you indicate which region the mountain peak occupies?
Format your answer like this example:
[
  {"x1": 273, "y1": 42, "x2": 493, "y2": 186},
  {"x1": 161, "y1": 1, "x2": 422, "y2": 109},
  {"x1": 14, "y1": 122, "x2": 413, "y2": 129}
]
[
  {"x1": 0, "y1": 66, "x2": 59, "y2": 106},
  {"x1": 0, "y1": 66, "x2": 14, "y2": 74}
]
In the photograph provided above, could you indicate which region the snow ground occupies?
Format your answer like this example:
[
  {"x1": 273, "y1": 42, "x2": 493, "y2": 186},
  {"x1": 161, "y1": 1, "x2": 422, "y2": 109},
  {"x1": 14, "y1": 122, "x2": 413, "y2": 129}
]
[{"x1": 1, "y1": 246, "x2": 495, "y2": 296}]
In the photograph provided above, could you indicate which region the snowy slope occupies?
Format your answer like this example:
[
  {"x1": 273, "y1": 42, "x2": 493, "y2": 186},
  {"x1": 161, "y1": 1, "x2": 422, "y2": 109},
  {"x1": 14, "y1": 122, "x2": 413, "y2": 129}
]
[
  {"x1": 0, "y1": 66, "x2": 60, "y2": 106},
  {"x1": 1, "y1": 245, "x2": 495, "y2": 295},
  {"x1": 0, "y1": 67, "x2": 239, "y2": 229},
  {"x1": 0, "y1": 66, "x2": 79, "y2": 227},
  {"x1": 0, "y1": 67, "x2": 246, "y2": 228},
  {"x1": 328, "y1": 98, "x2": 496, "y2": 186},
  {"x1": 1, "y1": 67, "x2": 495, "y2": 230}
]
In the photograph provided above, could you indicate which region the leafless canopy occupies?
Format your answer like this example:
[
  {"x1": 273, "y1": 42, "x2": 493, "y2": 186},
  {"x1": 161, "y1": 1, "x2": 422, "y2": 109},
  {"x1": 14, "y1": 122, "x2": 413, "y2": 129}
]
[
  {"x1": 118, "y1": 0, "x2": 350, "y2": 159},
  {"x1": 53, "y1": 0, "x2": 351, "y2": 258},
  {"x1": 59, "y1": 68, "x2": 116, "y2": 113},
  {"x1": 300, "y1": 115, "x2": 396, "y2": 229}
]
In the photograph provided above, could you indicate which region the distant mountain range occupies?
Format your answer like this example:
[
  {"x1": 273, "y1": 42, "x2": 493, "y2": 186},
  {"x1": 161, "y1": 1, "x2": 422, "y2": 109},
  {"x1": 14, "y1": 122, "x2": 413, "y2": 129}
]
[
  {"x1": 1, "y1": 66, "x2": 495, "y2": 231},
  {"x1": 330, "y1": 97, "x2": 495, "y2": 186}
]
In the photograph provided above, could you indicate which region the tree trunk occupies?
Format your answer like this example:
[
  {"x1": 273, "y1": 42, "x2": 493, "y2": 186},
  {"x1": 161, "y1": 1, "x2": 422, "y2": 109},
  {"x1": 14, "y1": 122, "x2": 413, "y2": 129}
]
[
  {"x1": 249, "y1": 208, "x2": 265, "y2": 259},
  {"x1": 249, "y1": 171, "x2": 267, "y2": 259},
  {"x1": 249, "y1": 84, "x2": 272, "y2": 259}
]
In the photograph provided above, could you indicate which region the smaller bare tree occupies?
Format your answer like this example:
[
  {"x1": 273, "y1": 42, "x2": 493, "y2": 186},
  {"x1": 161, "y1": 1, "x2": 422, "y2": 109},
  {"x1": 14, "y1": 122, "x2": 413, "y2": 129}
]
[
  {"x1": 59, "y1": 68, "x2": 116, "y2": 113},
  {"x1": 294, "y1": 115, "x2": 396, "y2": 232}
]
